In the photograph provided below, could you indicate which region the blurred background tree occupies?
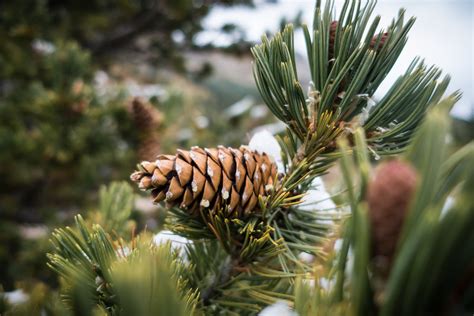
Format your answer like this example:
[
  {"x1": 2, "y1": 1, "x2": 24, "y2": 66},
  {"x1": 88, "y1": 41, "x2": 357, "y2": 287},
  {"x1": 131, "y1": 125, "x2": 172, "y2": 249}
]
[
  {"x1": 0, "y1": 0, "x2": 261, "y2": 215},
  {"x1": 0, "y1": 0, "x2": 276, "y2": 293},
  {"x1": 0, "y1": 0, "x2": 254, "y2": 69}
]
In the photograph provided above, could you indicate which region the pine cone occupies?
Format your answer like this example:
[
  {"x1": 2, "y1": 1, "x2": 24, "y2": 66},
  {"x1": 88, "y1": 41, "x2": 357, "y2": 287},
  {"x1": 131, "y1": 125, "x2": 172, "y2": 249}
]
[
  {"x1": 130, "y1": 97, "x2": 163, "y2": 161},
  {"x1": 130, "y1": 146, "x2": 278, "y2": 218},
  {"x1": 367, "y1": 159, "x2": 418, "y2": 274}
]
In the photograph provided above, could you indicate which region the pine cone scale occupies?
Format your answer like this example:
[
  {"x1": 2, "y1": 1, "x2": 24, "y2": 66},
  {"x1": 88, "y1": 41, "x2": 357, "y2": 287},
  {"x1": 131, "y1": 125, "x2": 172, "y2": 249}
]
[
  {"x1": 205, "y1": 147, "x2": 220, "y2": 163},
  {"x1": 176, "y1": 157, "x2": 192, "y2": 186},
  {"x1": 218, "y1": 147, "x2": 235, "y2": 180},
  {"x1": 234, "y1": 156, "x2": 246, "y2": 192},
  {"x1": 207, "y1": 157, "x2": 221, "y2": 190},
  {"x1": 192, "y1": 166, "x2": 206, "y2": 197},
  {"x1": 152, "y1": 169, "x2": 167, "y2": 186},
  {"x1": 189, "y1": 149, "x2": 207, "y2": 175},
  {"x1": 167, "y1": 177, "x2": 184, "y2": 202},
  {"x1": 156, "y1": 157, "x2": 174, "y2": 175}
]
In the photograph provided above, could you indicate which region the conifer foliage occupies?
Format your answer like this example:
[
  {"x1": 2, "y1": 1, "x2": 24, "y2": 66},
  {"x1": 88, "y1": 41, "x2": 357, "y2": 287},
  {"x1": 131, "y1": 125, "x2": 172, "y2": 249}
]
[{"x1": 294, "y1": 100, "x2": 474, "y2": 315}]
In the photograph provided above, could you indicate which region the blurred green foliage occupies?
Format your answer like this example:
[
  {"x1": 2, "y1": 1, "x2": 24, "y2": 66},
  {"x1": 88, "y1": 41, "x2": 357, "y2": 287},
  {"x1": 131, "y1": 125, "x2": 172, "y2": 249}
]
[
  {"x1": 0, "y1": 0, "x2": 270, "y2": 307},
  {"x1": 0, "y1": 41, "x2": 136, "y2": 215},
  {"x1": 0, "y1": 0, "x2": 253, "y2": 70},
  {"x1": 0, "y1": 0, "x2": 258, "y2": 215}
]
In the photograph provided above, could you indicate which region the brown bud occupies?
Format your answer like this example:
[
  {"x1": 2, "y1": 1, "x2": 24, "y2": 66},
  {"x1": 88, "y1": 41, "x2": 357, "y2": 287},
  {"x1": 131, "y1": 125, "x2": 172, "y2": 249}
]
[
  {"x1": 367, "y1": 159, "x2": 418, "y2": 275},
  {"x1": 129, "y1": 97, "x2": 163, "y2": 160},
  {"x1": 130, "y1": 97, "x2": 162, "y2": 129},
  {"x1": 328, "y1": 20, "x2": 339, "y2": 60},
  {"x1": 369, "y1": 32, "x2": 389, "y2": 52}
]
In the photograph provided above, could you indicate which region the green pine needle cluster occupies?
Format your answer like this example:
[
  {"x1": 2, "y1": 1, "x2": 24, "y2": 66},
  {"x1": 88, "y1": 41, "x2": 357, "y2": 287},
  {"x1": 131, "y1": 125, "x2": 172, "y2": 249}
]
[{"x1": 47, "y1": 215, "x2": 199, "y2": 315}]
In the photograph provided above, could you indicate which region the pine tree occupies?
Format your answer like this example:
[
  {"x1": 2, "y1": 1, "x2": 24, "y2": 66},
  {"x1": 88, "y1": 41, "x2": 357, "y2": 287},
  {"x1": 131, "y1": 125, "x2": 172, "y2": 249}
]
[{"x1": 37, "y1": 1, "x2": 474, "y2": 315}]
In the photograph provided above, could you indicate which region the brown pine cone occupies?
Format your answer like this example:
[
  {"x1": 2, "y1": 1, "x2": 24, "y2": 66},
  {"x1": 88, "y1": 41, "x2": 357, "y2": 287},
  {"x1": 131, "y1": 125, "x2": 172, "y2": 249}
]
[
  {"x1": 367, "y1": 159, "x2": 418, "y2": 274},
  {"x1": 130, "y1": 146, "x2": 278, "y2": 218}
]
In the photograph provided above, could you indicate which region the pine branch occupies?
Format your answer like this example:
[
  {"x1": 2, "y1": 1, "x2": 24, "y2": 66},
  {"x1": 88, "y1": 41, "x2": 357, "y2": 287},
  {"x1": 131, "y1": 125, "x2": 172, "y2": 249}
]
[
  {"x1": 112, "y1": 243, "x2": 198, "y2": 316},
  {"x1": 182, "y1": 239, "x2": 294, "y2": 313},
  {"x1": 201, "y1": 256, "x2": 240, "y2": 305},
  {"x1": 96, "y1": 181, "x2": 134, "y2": 234},
  {"x1": 251, "y1": 0, "x2": 454, "y2": 209},
  {"x1": 120, "y1": 1, "x2": 467, "y2": 314},
  {"x1": 48, "y1": 215, "x2": 199, "y2": 315},
  {"x1": 47, "y1": 215, "x2": 118, "y2": 313}
]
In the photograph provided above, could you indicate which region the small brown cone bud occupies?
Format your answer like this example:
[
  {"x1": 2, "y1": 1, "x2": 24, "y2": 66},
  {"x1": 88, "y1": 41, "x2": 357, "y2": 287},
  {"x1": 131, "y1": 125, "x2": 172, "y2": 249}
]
[
  {"x1": 328, "y1": 21, "x2": 338, "y2": 60},
  {"x1": 327, "y1": 21, "x2": 354, "y2": 97},
  {"x1": 130, "y1": 146, "x2": 278, "y2": 218},
  {"x1": 369, "y1": 32, "x2": 389, "y2": 52},
  {"x1": 367, "y1": 159, "x2": 418, "y2": 275},
  {"x1": 129, "y1": 97, "x2": 163, "y2": 161},
  {"x1": 131, "y1": 97, "x2": 162, "y2": 129}
]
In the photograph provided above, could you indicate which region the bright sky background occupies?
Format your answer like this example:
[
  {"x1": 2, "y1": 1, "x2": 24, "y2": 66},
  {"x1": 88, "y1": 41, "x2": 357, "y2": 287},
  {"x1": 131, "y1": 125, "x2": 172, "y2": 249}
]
[{"x1": 198, "y1": 0, "x2": 474, "y2": 120}]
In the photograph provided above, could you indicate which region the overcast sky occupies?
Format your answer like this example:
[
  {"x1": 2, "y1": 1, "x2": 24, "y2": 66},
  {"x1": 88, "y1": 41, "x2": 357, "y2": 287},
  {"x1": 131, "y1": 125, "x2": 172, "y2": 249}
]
[{"x1": 199, "y1": 0, "x2": 473, "y2": 120}]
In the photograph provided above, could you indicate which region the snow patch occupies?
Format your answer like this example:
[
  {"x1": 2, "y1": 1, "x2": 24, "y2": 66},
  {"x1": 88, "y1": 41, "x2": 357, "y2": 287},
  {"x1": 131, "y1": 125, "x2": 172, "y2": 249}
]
[
  {"x1": 299, "y1": 177, "x2": 336, "y2": 211},
  {"x1": 153, "y1": 230, "x2": 192, "y2": 253},
  {"x1": 248, "y1": 130, "x2": 284, "y2": 172},
  {"x1": 3, "y1": 289, "x2": 29, "y2": 305},
  {"x1": 259, "y1": 301, "x2": 297, "y2": 316}
]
